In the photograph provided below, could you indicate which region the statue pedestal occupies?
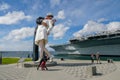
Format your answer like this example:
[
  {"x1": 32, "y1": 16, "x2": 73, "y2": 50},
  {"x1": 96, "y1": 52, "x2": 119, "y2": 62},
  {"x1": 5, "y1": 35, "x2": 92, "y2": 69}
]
[
  {"x1": 24, "y1": 61, "x2": 57, "y2": 68},
  {"x1": 46, "y1": 61, "x2": 57, "y2": 67}
]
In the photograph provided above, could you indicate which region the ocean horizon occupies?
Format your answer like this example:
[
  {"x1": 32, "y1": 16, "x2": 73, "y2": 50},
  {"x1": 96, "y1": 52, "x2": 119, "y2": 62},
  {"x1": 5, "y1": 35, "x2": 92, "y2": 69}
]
[
  {"x1": 0, "y1": 51, "x2": 33, "y2": 58},
  {"x1": 0, "y1": 51, "x2": 55, "y2": 58}
]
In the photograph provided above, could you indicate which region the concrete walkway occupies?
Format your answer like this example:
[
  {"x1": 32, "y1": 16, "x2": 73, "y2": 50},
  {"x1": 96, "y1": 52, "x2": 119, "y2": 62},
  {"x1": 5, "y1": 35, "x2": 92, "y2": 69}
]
[
  {"x1": 0, "y1": 64, "x2": 31, "y2": 80},
  {"x1": 88, "y1": 62, "x2": 120, "y2": 80},
  {"x1": 0, "y1": 60, "x2": 120, "y2": 80}
]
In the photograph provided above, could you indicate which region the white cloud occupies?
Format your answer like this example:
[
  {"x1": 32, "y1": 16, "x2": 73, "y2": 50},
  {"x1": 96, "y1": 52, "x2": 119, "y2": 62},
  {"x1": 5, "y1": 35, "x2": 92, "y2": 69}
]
[
  {"x1": 0, "y1": 11, "x2": 32, "y2": 25},
  {"x1": 73, "y1": 20, "x2": 106, "y2": 37},
  {"x1": 50, "y1": 0, "x2": 60, "y2": 8},
  {"x1": 107, "y1": 22, "x2": 120, "y2": 31},
  {"x1": 3, "y1": 27, "x2": 35, "y2": 41},
  {"x1": 56, "y1": 10, "x2": 65, "y2": 19},
  {"x1": 73, "y1": 21, "x2": 120, "y2": 38},
  {"x1": 0, "y1": 2, "x2": 10, "y2": 11},
  {"x1": 52, "y1": 24, "x2": 69, "y2": 39},
  {"x1": 97, "y1": 18, "x2": 108, "y2": 23}
]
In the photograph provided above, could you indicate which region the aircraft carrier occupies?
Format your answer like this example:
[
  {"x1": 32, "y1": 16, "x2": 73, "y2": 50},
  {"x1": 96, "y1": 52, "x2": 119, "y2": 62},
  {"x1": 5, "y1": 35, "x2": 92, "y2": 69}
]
[{"x1": 50, "y1": 30, "x2": 120, "y2": 56}]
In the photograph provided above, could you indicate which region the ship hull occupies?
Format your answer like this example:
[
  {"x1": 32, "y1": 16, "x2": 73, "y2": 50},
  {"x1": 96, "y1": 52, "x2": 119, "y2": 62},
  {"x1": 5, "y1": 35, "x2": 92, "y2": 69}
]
[
  {"x1": 51, "y1": 44, "x2": 120, "y2": 56},
  {"x1": 50, "y1": 38, "x2": 120, "y2": 56}
]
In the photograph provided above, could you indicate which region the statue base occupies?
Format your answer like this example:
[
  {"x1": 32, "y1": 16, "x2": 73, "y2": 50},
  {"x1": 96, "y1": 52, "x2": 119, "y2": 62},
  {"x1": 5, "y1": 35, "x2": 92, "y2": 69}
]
[{"x1": 24, "y1": 61, "x2": 57, "y2": 68}]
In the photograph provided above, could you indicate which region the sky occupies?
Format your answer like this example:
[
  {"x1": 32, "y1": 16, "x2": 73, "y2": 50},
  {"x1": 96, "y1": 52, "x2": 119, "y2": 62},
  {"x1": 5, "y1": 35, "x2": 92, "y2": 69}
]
[{"x1": 0, "y1": 0, "x2": 120, "y2": 51}]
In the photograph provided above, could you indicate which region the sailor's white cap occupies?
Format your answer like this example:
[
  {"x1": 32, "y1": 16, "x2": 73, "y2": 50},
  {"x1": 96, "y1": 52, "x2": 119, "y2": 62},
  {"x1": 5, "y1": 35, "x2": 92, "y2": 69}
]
[{"x1": 46, "y1": 13, "x2": 53, "y2": 17}]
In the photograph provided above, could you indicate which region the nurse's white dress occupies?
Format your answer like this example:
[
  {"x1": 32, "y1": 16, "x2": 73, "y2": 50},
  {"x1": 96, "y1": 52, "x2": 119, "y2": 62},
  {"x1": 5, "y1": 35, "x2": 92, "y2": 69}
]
[{"x1": 35, "y1": 19, "x2": 53, "y2": 45}]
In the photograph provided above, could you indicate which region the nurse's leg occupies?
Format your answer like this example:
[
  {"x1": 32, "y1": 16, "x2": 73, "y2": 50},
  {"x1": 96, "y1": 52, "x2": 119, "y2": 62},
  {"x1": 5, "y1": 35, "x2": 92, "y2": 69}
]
[{"x1": 39, "y1": 39, "x2": 45, "y2": 59}]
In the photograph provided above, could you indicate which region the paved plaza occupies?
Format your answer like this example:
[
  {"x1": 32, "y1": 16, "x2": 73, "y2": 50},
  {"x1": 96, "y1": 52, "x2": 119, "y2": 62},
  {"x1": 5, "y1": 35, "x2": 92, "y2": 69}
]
[{"x1": 0, "y1": 60, "x2": 119, "y2": 80}]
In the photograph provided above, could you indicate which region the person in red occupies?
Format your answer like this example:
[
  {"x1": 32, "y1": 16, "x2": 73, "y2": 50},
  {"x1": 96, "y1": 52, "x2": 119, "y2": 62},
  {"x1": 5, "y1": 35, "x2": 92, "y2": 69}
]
[
  {"x1": 37, "y1": 52, "x2": 48, "y2": 70},
  {"x1": 40, "y1": 59, "x2": 48, "y2": 70}
]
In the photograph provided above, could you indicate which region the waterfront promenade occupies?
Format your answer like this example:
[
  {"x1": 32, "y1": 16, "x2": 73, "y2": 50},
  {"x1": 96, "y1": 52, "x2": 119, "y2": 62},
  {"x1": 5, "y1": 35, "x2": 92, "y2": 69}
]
[{"x1": 0, "y1": 59, "x2": 120, "y2": 80}]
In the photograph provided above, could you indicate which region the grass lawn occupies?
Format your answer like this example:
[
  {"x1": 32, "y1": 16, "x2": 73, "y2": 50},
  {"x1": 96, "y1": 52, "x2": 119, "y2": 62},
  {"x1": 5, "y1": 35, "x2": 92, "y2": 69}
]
[{"x1": 2, "y1": 57, "x2": 32, "y2": 64}]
